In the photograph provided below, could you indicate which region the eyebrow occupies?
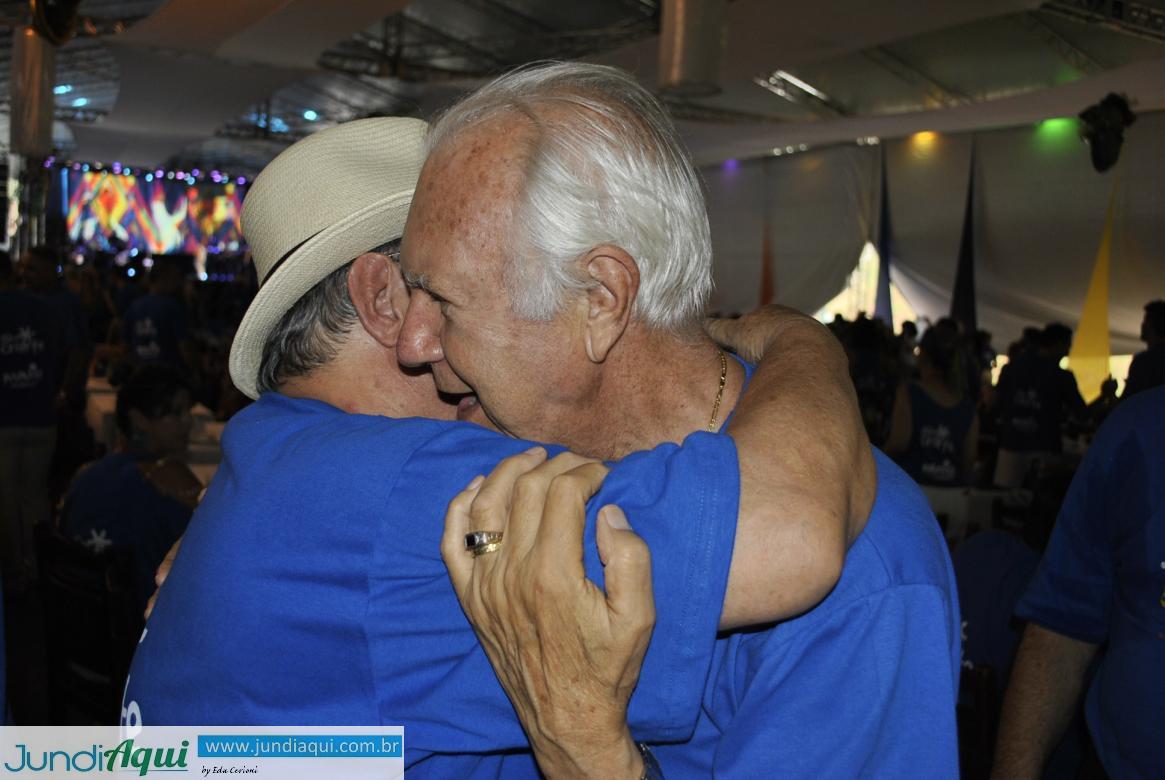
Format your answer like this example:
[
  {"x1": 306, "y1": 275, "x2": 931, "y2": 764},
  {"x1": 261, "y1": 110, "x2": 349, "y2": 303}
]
[
  {"x1": 401, "y1": 268, "x2": 426, "y2": 289},
  {"x1": 402, "y1": 269, "x2": 449, "y2": 301}
]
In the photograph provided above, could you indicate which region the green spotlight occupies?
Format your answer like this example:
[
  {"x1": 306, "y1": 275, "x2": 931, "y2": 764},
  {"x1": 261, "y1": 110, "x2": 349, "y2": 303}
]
[{"x1": 1035, "y1": 117, "x2": 1079, "y2": 150}]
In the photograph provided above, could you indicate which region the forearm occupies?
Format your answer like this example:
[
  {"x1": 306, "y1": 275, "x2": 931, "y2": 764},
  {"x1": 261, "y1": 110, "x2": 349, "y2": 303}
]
[
  {"x1": 993, "y1": 624, "x2": 1098, "y2": 779},
  {"x1": 719, "y1": 310, "x2": 876, "y2": 628}
]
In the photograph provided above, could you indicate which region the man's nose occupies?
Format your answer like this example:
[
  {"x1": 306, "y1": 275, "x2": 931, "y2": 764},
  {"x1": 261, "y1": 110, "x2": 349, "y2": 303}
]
[{"x1": 398, "y1": 293, "x2": 445, "y2": 367}]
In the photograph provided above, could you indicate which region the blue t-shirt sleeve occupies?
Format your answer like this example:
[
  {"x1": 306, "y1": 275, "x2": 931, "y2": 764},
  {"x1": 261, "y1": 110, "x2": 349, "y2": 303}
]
[
  {"x1": 705, "y1": 587, "x2": 960, "y2": 779},
  {"x1": 127, "y1": 482, "x2": 192, "y2": 610},
  {"x1": 1015, "y1": 425, "x2": 1114, "y2": 644},
  {"x1": 587, "y1": 431, "x2": 738, "y2": 741},
  {"x1": 367, "y1": 424, "x2": 737, "y2": 754}
]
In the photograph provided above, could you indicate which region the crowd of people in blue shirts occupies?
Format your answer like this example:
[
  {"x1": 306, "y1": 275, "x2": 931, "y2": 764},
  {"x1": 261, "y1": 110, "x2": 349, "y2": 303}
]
[
  {"x1": 832, "y1": 306, "x2": 1163, "y2": 492},
  {"x1": 830, "y1": 304, "x2": 1164, "y2": 777},
  {"x1": 0, "y1": 245, "x2": 254, "y2": 721}
]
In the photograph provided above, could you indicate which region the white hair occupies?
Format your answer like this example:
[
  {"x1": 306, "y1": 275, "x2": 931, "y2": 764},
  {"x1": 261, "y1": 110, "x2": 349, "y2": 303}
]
[{"x1": 427, "y1": 61, "x2": 713, "y2": 333}]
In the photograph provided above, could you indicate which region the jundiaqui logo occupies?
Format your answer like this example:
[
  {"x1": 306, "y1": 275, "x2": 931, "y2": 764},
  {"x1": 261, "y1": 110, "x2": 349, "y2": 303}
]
[{"x1": 3, "y1": 738, "x2": 188, "y2": 775}]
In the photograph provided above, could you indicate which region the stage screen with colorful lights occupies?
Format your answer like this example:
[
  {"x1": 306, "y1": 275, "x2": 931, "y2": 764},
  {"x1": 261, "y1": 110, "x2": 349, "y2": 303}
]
[{"x1": 63, "y1": 170, "x2": 247, "y2": 254}]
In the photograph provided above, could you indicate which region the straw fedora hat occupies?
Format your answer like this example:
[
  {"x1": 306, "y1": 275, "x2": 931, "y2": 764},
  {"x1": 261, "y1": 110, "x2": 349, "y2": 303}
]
[{"x1": 229, "y1": 116, "x2": 428, "y2": 399}]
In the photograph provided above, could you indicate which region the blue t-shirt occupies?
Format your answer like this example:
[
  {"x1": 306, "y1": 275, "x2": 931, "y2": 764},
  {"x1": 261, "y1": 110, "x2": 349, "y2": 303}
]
[
  {"x1": 652, "y1": 448, "x2": 962, "y2": 778},
  {"x1": 1015, "y1": 386, "x2": 1165, "y2": 779},
  {"x1": 900, "y1": 382, "x2": 976, "y2": 487},
  {"x1": 954, "y1": 530, "x2": 1040, "y2": 694},
  {"x1": 1123, "y1": 344, "x2": 1165, "y2": 398},
  {"x1": 0, "y1": 290, "x2": 65, "y2": 428},
  {"x1": 995, "y1": 354, "x2": 1085, "y2": 452},
  {"x1": 124, "y1": 393, "x2": 739, "y2": 776},
  {"x1": 44, "y1": 286, "x2": 91, "y2": 351},
  {"x1": 60, "y1": 452, "x2": 193, "y2": 612},
  {"x1": 122, "y1": 293, "x2": 187, "y2": 368}
]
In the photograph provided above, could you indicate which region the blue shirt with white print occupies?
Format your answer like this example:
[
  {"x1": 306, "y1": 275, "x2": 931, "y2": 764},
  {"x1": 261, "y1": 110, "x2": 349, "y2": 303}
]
[
  {"x1": 125, "y1": 391, "x2": 738, "y2": 777},
  {"x1": 127, "y1": 358, "x2": 960, "y2": 777}
]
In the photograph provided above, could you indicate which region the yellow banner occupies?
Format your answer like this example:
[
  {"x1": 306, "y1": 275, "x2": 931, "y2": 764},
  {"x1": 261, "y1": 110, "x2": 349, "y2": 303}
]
[{"x1": 1068, "y1": 183, "x2": 1118, "y2": 402}]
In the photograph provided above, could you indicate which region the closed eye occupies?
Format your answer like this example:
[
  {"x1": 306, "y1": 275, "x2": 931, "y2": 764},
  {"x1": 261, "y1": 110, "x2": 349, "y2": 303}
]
[
  {"x1": 403, "y1": 270, "x2": 454, "y2": 315},
  {"x1": 408, "y1": 284, "x2": 451, "y2": 315}
]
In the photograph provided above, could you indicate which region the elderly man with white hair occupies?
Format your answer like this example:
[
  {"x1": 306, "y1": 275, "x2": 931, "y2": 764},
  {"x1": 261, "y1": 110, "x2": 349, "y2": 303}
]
[
  {"x1": 129, "y1": 62, "x2": 956, "y2": 778},
  {"x1": 400, "y1": 62, "x2": 962, "y2": 778}
]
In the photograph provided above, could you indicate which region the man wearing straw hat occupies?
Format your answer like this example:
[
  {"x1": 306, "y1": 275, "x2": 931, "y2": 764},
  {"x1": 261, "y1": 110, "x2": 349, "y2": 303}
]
[{"x1": 130, "y1": 64, "x2": 956, "y2": 777}]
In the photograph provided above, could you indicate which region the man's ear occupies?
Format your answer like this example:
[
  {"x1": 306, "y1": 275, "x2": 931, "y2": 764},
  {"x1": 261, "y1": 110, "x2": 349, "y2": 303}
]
[
  {"x1": 348, "y1": 252, "x2": 410, "y2": 348},
  {"x1": 582, "y1": 245, "x2": 639, "y2": 363}
]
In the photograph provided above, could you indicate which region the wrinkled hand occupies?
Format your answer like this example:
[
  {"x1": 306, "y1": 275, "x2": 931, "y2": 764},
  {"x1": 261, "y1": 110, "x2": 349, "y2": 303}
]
[
  {"x1": 442, "y1": 448, "x2": 654, "y2": 779},
  {"x1": 144, "y1": 535, "x2": 183, "y2": 620},
  {"x1": 705, "y1": 304, "x2": 815, "y2": 363},
  {"x1": 138, "y1": 457, "x2": 204, "y2": 509}
]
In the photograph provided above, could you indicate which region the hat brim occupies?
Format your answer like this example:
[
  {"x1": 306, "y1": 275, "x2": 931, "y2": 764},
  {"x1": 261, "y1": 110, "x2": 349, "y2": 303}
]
[{"x1": 229, "y1": 189, "x2": 413, "y2": 400}]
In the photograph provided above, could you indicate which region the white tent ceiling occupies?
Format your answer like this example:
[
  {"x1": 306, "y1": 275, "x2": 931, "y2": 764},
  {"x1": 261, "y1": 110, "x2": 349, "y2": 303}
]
[
  {"x1": 679, "y1": 54, "x2": 1165, "y2": 165},
  {"x1": 20, "y1": 0, "x2": 1161, "y2": 170}
]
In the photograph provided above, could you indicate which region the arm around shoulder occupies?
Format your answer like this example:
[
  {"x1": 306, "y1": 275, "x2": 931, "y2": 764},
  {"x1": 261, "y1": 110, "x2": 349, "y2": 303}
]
[{"x1": 712, "y1": 307, "x2": 876, "y2": 628}]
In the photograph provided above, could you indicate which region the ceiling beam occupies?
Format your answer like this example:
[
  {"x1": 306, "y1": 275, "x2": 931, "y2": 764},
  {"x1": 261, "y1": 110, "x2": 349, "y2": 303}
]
[
  {"x1": 452, "y1": 0, "x2": 551, "y2": 36},
  {"x1": 1041, "y1": 0, "x2": 1165, "y2": 45},
  {"x1": 665, "y1": 99, "x2": 786, "y2": 124},
  {"x1": 391, "y1": 14, "x2": 511, "y2": 69},
  {"x1": 752, "y1": 75, "x2": 845, "y2": 118},
  {"x1": 863, "y1": 46, "x2": 970, "y2": 108},
  {"x1": 292, "y1": 80, "x2": 369, "y2": 120},
  {"x1": 318, "y1": 49, "x2": 491, "y2": 80},
  {"x1": 535, "y1": 20, "x2": 658, "y2": 60},
  {"x1": 1020, "y1": 11, "x2": 1104, "y2": 75},
  {"x1": 608, "y1": 0, "x2": 658, "y2": 21}
]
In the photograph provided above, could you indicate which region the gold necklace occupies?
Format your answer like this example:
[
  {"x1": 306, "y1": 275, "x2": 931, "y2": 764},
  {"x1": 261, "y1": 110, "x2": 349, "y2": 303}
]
[{"x1": 707, "y1": 349, "x2": 728, "y2": 432}]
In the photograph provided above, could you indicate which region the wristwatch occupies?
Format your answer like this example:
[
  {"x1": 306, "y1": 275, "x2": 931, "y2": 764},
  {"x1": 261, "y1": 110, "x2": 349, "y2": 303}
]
[{"x1": 638, "y1": 743, "x2": 664, "y2": 780}]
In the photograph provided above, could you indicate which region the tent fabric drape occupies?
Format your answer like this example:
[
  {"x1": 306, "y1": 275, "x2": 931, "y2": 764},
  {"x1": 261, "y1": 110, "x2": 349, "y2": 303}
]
[
  {"x1": 874, "y1": 149, "x2": 895, "y2": 325},
  {"x1": 705, "y1": 144, "x2": 878, "y2": 316},
  {"x1": 703, "y1": 110, "x2": 1165, "y2": 353},
  {"x1": 949, "y1": 145, "x2": 979, "y2": 336}
]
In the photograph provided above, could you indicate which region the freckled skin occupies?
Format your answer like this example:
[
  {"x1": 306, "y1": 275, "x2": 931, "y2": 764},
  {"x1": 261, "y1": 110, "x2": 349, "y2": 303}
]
[
  {"x1": 399, "y1": 120, "x2": 593, "y2": 443},
  {"x1": 399, "y1": 116, "x2": 733, "y2": 459}
]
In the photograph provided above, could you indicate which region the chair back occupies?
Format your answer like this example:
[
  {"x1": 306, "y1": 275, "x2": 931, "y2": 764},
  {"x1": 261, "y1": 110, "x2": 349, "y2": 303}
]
[{"x1": 35, "y1": 522, "x2": 142, "y2": 723}]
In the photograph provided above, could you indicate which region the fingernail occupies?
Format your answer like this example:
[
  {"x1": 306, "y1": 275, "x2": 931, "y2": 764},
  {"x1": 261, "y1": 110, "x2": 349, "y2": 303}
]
[
  {"x1": 525, "y1": 446, "x2": 546, "y2": 457},
  {"x1": 467, "y1": 475, "x2": 485, "y2": 491},
  {"x1": 601, "y1": 505, "x2": 631, "y2": 530}
]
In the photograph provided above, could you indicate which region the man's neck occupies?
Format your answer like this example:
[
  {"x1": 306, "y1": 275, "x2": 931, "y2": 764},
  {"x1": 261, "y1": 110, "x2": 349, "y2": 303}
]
[
  {"x1": 545, "y1": 327, "x2": 746, "y2": 461},
  {"x1": 279, "y1": 337, "x2": 455, "y2": 421}
]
